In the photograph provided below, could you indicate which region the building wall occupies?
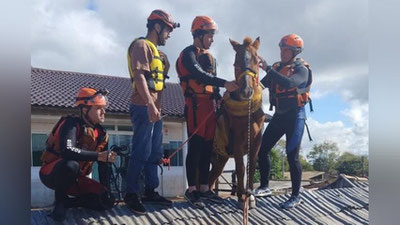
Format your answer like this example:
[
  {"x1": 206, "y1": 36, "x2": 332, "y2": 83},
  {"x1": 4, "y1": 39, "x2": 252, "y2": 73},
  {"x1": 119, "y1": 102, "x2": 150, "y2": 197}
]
[{"x1": 31, "y1": 114, "x2": 188, "y2": 207}]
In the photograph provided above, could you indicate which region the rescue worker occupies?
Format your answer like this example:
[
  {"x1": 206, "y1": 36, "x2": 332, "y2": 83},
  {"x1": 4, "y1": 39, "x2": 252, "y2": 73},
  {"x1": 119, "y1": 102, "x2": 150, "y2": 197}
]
[
  {"x1": 124, "y1": 9, "x2": 178, "y2": 214},
  {"x1": 39, "y1": 87, "x2": 116, "y2": 222},
  {"x1": 256, "y1": 34, "x2": 313, "y2": 209},
  {"x1": 176, "y1": 15, "x2": 238, "y2": 209}
]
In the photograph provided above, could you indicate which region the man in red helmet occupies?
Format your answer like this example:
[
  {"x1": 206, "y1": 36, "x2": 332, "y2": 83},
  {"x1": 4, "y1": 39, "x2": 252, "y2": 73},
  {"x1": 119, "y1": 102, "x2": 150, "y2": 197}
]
[
  {"x1": 124, "y1": 9, "x2": 178, "y2": 214},
  {"x1": 256, "y1": 34, "x2": 313, "y2": 209},
  {"x1": 176, "y1": 15, "x2": 238, "y2": 209},
  {"x1": 39, "y1": 87, "x2": 117, "y2": 222}
]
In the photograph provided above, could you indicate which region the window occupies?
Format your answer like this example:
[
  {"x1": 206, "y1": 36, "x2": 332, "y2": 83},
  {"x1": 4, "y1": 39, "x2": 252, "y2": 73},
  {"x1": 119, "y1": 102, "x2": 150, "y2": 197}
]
[
  {"x1": 117, "y1": 125, "x2": 133, "y2": 132},
  {"x1": 103, "y1": 125, "x2": 116, "y2": 131},
  {"x1": 31, "y1": 133, "x2": 48, "y2": 166},
  {"x1": 163, "y1": 141, "x2": 183, "y2": 166}
]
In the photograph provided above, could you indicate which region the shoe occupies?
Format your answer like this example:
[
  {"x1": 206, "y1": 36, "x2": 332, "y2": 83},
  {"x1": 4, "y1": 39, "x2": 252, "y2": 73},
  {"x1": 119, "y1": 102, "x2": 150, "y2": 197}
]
[
  {"x1": 142, "y1": 190, "x2": 172, "y2": 206},
  {"x1": 200, "y1": 190, "x2": 224, "y2": 204},
  {"x1": 50, "y1": 202, "x2": 66, "y2": 222},
  {"x1": 124, "y1": 193, "x2": 147, "y2": 215},
  {"x1": 253, "y1": 186, "x2": 272, "y2": 197},
  {"x1": 184, "y1": 190, "x2": 205, "y2": 209},
  {"x1": 280, "y1": 195, "x2": 303, "y2": 209}
]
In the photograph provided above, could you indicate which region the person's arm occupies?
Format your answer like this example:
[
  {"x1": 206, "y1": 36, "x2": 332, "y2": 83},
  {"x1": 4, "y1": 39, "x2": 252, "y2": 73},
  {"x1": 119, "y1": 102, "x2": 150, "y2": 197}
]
[
  {"x1": 181, "y1": 47, "x2": 227, "y2": 87},
  {"x1": 58, "y1": 120, "x2": 99, "y2": 161},
  {"x1": 267, "y1": 65, "x2": 308, "y2": 88}
]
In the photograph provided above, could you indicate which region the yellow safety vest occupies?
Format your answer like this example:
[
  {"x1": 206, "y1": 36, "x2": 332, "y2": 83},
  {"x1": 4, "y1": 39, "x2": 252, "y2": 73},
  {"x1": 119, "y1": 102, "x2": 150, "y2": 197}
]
[{"x1": 127, "y1": 38, "x2": 165, "y2": 92}]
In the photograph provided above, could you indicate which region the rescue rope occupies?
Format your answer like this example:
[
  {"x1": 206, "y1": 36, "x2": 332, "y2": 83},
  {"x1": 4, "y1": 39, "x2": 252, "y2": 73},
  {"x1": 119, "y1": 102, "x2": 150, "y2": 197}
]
[
  {"x1": 160, "y1": 99, "x2": 223, "y2": 170},
  {"x1": 243, "y1": 98, "x2": 252, "y2": 225}
]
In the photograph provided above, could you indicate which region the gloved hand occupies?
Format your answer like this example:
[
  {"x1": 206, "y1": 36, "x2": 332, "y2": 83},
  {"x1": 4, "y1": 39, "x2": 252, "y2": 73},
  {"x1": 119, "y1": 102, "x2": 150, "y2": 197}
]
[{"x1": 258, "y1": 56, "x2": 268, "y2": 72}]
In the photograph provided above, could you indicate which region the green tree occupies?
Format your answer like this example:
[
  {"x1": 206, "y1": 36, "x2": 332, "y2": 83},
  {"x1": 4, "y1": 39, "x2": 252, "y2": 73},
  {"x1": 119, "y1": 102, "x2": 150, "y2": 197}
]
[
  {"x1": 336, "y1": 152, "x2": 369, "y2": 176},
  {"x1": 307, "y1": 141, "x2": 339, "y2": 173},
  {"x1": 299, "y1": 154, "x2": 313, "y2": 171},
  {"x1": 269, "y1": 148, "x2": 283, "y2": 180}
]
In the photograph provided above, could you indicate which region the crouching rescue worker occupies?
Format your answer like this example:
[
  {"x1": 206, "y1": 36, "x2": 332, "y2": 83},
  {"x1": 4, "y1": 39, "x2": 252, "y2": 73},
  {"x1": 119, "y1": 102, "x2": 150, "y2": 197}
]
[
  {"x1": 39, "y1": 87, "x2": 117, "y2": 222},
  {"x1": 176, "y1": 15, "x2": 238, "y2": 209},
  {"x1": 256, "y1": 33, "x2": 313, "y2": 209}
]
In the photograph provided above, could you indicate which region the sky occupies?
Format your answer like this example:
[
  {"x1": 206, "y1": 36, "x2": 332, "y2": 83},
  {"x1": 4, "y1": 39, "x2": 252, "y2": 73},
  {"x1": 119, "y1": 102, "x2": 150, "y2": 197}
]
[{"x1": 31, "y1": 0, "x2": 368, "y2": 157}]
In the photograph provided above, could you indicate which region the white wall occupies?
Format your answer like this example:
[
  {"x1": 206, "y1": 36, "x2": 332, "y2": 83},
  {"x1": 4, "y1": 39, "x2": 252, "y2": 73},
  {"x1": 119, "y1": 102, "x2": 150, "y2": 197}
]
[{"x1": 31, "y1": 114, "x2": 188, "y2": 207}]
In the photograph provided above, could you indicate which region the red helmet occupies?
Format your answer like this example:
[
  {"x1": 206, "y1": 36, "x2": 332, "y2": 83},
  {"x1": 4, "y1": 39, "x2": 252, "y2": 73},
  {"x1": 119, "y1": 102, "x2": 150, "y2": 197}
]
[
  {"x1": 191, "y1": 16, "x2": 218, "y2": 33},
  {"x1": 148, "y1": 9, "x2": 180, "y2": 29},
  {"x1": 75, "y1": 87, "x2": 109, "y2": 107},
  {"x1": 279, "y1": 33, "x2": 304, "y2": 54}
]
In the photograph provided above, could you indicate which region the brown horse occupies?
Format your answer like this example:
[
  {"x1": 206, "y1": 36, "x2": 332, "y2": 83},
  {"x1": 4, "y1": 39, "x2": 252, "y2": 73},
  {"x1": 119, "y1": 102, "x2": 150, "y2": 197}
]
[{"x1": 209, "y1": 37, "x2": 265, "y2": 209}]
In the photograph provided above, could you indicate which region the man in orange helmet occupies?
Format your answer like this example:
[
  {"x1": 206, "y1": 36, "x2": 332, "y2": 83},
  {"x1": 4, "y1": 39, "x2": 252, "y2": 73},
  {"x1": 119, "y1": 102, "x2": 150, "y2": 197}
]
[
  {"x1": 256, "y1": 34, "x2": 313, "y2": 209},
  {"x1": 124, "y1": 9, "x2": 178, "y2": 214},
  {"x1": 176, "y1": 15, "x2": 238, "y2": 209},
  {"x1": 39, "y1": 87, "x2": 117, "y2": 222}
]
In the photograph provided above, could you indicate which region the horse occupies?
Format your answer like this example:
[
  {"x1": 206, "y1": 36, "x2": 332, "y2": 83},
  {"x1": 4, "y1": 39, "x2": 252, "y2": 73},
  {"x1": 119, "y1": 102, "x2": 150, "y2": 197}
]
[{"x1": 209, "y1": 37, "x2": 265, "y2": 209}]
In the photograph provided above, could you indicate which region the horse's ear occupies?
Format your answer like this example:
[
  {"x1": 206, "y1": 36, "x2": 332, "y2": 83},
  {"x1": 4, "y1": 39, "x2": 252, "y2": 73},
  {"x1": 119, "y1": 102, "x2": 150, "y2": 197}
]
[
  {"x1": 229, "y1": 38, "x2": 240, "y2": 51},
  {"x1": 252, "y1": 37, "x2": 260, "y2": 50}
]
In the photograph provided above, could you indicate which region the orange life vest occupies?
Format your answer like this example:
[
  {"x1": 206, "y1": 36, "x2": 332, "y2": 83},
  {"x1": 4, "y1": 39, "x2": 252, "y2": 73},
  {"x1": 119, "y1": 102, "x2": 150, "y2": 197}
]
[
  {"x1": 40, "y1": 115, "x2": 109, "y2": 176},
  {"x1": 269, "y1": 58, "x2": 313, "y2": 111},
  {"x1": 176, "y1": 47, "x2": 216, "y2": 99}
]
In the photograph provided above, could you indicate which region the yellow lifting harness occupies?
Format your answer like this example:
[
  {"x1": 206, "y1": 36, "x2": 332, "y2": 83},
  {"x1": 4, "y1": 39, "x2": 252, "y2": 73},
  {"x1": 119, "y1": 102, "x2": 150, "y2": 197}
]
[
  {"x1": 127, "y1": 38, "x2": 165, "y2": 92},
  {"x1": 223, "y1": 71, "x2": 262, "y2": 117}
]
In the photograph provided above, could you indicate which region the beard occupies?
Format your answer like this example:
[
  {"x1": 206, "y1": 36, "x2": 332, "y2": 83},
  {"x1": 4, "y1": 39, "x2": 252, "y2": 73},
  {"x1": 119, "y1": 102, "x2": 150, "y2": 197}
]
[{"x1": 158, "y1": 38, "x2": 166, "y2": 46}]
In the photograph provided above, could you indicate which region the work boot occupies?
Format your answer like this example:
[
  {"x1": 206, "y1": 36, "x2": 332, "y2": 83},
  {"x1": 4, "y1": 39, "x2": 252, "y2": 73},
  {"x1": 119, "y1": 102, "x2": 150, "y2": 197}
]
[
  {"x1": 280, "y1": 195, "x2": 303, "y2": 209},
  {"x1": 142, "y1": 189, "x2": 172, "y2": 206},
  {"x1": 184, "y1": 190, "x2": 205, "y2": 209},
  {"x1": 124, "y1": 193, "x2": 147, "y2": 215},
  {"x1": 199, "y1": 190, "x2": 224, "y2": 204},
  {"x1": 50, "y1": 201, "x2": 66, "y2": 222}
]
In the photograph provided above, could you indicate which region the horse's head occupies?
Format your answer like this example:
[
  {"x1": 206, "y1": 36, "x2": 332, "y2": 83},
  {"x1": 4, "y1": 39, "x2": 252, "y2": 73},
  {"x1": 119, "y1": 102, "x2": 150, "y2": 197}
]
[{"x1": 229, "y1": 37, "x2": 260, "y2": 100}]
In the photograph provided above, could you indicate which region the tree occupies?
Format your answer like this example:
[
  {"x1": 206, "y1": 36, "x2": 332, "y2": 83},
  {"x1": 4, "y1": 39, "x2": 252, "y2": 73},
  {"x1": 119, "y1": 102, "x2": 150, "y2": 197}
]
[
  {"x1": 307, "y1": 141, "x2": 339, "y2": 173},
  {"x1": 299, "y1": 154, "x2": 313, "y2": 171},
  {"x1": 336, "y1": 152, "x2": 369, "y2": 176}
]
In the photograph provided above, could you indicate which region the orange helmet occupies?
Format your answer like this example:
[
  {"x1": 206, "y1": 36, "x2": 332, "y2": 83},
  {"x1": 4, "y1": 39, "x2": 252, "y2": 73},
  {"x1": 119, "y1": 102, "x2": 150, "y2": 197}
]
[
  {"x1": 147, "y1": 9, "x2": 180, "y2": 29},
  {"x1": 279, "y1": 33, "x2": 304, "y2": 54},
  {"x1": 75, "y1": 87, "x2": 109, "y2": 107},
  {"x1": 191, "y1": 16, "x2": 218, "y2": 33}
]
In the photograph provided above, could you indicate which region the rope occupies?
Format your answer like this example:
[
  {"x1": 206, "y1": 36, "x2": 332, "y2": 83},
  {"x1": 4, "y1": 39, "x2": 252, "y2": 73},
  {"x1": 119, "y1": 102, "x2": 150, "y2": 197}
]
[
  {"x1": 243, "y1": 98, "x2": 252, "y2": 225},
  {"x1": 160, "y1": 99, "x2": 223, "y2": 169}
]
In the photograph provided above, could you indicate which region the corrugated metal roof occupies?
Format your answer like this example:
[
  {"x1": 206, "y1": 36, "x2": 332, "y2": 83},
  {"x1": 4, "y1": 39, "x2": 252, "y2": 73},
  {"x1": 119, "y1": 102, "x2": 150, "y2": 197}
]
[
  {"x1": 31, "y1": 185, "x2": 368, "y2": 225},
  {"x1": 31, "y1": 67, "x2": 185, "y2": 117}
]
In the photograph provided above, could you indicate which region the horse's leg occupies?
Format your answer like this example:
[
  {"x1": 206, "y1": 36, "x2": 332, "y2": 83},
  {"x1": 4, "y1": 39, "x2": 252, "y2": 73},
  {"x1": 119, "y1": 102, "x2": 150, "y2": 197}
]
[
  {"x1": 234, "y1": 151, "x2": 245, "y2": 203},
  {"x1": 209, "y1": 153, "x2": 229, "y2": 191},
  {"x1": 248, "y1": 118, "x2": 264, "y2": 191}
]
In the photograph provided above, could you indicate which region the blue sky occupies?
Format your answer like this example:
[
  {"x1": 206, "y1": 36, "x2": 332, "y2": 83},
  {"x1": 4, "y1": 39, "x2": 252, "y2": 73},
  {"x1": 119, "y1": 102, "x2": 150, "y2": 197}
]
[{"x1": 310, "y1": 94, "x2": 351, "y2": 127}]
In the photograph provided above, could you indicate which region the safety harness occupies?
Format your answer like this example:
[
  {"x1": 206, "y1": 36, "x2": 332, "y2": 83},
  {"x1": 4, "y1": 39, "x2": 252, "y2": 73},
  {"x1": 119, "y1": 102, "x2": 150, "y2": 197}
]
[
  {"x1": 127, "y1": 38, "x2": 166, "y2": 92},
  {"x1": 40, "y1": 115, "x2": 109, "y2": 175},
  {"x1": 269, "y1": 58, "x2": 314, "y2": 141},
  {"x1": 176, "y1": 47, "x2": 219, "y2": 127},
  {"x1": 269, "y1": 58, "x2": 313, "y2": 112}
]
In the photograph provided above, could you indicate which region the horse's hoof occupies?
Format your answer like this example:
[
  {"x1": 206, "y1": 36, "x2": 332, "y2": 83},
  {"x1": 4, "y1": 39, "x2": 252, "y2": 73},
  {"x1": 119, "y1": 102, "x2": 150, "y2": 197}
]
[{"x1": 249, "y1": 195, "x2": 257, "y2": 209}]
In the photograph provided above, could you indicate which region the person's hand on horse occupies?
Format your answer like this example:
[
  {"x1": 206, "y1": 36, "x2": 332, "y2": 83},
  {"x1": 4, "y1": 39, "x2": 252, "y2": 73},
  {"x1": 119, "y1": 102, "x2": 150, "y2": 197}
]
[
  {"x1": 258, "y1": 56, "x2": 268, "y2": 72},
  {"x1": 225, "y1": 81, "x2": 239, "y2": 92}
]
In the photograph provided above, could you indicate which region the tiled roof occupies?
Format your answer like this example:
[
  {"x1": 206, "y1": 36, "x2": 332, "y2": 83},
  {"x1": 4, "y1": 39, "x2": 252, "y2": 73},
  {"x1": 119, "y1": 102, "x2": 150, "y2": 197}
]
[
  {"x1": 31, "y1": 185, "x2": 368, "y2": 225},
  {"x1": 31, "y1": 67, "x2": 185, "y2": 117}
]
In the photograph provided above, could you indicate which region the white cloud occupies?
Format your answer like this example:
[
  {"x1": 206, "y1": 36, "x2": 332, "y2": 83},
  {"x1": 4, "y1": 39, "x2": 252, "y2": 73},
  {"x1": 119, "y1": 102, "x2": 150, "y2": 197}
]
[{"x1": 301, "y1": 101, "x2": 368, "y2": 157}]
